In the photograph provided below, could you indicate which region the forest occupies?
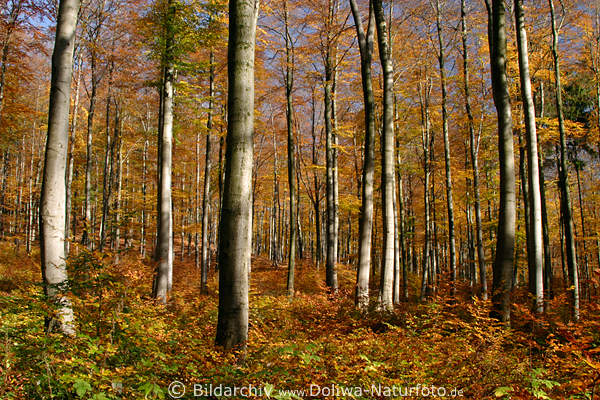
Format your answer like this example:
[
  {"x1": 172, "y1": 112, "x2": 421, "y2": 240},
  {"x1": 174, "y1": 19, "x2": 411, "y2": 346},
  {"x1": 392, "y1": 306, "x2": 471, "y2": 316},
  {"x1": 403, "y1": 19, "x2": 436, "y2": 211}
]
[{"x1": 1, "y1": 0, "x2": 600, "y2": 398}]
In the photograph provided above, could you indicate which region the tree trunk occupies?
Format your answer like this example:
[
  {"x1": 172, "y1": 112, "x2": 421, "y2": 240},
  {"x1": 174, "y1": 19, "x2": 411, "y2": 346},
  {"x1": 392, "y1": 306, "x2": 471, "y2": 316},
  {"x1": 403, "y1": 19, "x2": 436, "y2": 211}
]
[
  {"x1": 201, "y1": 50, "x2": 215, "y2": 292},
  {"x1": 40, "y1": 0, "x2": 80, "y2": 336},
  {"x1": 65, "y1": 57, "x2": 81, "y2": 257},
  {"x1": 460, "y1": 0, "x2": 487, "y2": 299},
  {"x1": 349, "y1": 0, "x2": 375, "y2": 311},
  {"x1": 215, "y1": 0, "x2": 259, "y2": 350},
  {"x1": 284, "y1": 0, "x2": 297, "y2": 298},
  {"x1": 153, "y1": 0, "x2": 176, "y2": 304},
  {"x1": 324, "y1": 55, "x2": 338, "y2": 291},
  {"x1": 373, "y1": 0, "x2": 395, "y2": 312},
  {"x1": 434, "y1": 0, "x2": 456, "y2": 291},
  {"x1": 548, "y1": 0, "x2": 579, "y2": 321},
  {"x1": 514, "y1": 0, "x2": 544, "y2": 313},
  {"x1": 82, "y1": 54, "x2": 98, "y2": 249},
  {"x1": 487, "y1": 0, "x2": 516, "y2": 323}
]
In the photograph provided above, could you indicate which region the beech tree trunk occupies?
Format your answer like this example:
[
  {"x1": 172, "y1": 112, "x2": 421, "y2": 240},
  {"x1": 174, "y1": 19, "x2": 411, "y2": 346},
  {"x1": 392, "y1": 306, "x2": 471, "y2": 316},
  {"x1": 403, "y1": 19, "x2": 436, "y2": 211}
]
[
  {"x1": 434, "y1": 0, "x2": 456, "y2": 290},
  {"x1": 153, "y1": 0, "x2": 176, "y2": 304},
  {"x1": 201, "y1": 50, "x2": 215, "y2": 292},
  {"x1": 215, "y1": 0, "x2": 259, "y2": 350},
  {"x1": 515, "y1": 0, "x2": 544, "y2": 313},
  {"x1": 40, "y1": 0, "x2": 80, "y2": 336},
  {"x1": 549, "y1": 0, "x2": 579, "y2": 321},
  {"x1": 487, "y1": 0, "x2": 516, "y2": 323},
  {"x1": 284, "y1": 0, "x2": 297, "y2": 298},
  {"x1": 349, "y1": 0, "x2": 375, "y2": 311},
  {"x1": 65, "y1": 57, "x2": 81, "y2": 257},
  {"x1": 324, "y1": 53, "x2": 338, "y2": 291},
  {"x1": 373, "y1": 0, "x2": 395, "y2": 312},
  {"x1": 460, "y1": 0, "x2": 486, "y2": 299}
]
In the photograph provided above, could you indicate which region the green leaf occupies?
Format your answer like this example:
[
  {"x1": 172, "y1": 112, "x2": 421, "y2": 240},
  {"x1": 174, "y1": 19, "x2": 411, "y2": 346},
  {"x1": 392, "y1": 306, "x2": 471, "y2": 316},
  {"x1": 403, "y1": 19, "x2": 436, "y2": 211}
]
[{"x1": 73, "y1": 379, "x2": 92, "y2": 398}]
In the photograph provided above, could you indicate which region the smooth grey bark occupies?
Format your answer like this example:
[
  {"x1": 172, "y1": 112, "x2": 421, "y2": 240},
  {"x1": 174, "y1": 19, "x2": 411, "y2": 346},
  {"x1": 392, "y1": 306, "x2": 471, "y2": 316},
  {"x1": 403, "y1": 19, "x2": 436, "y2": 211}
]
[
  {"x1": 153, "y1": 0, "x2": 175, "y2": 304},
  {"x1": 515, "y1": 0, "x2": 543, "y2": 313},
  {"x1": 215, "y1": 0, "x2": 259, "y2": 350},
  {"x1": 201, "y1": 50, "x2": 215, "y2": 292},
  {"x1": 486, "y1": 0, "x2": 516, "y2": 323},
  {"x1": 40, "y1": 0, "x2": 80, "y2": 336},
  {"x1": 141, "y1": 136, "x2": 148, "y2": 257},
  {"x1": 284, "y1": 0, "x2": 297, "y2": 298},
  {"x1": 65, "y1": 56, "x2": 81, "y2": 257},
  {"x1": 460, "y1": 0, "x2": 486, "y2": 299},
  {"x1": 434, "y1": 0, "x2": 456, "y2": 290},
  {"x1": 324, "y1": 52, "x2": 338, "y2": 291},
  {"x1": 99, "y1": 60, "x2": 114, "y2": 252},
  {"x1": 82, "y1": 52, "x2": 98, "y2": 249},
  {"x1": 419, "y1": 77, "x2": 432, "y2": 302},
  {"x1": 349, "y1": 0, "x2": 375, "y2": 311},
  {"x1": 373, "y1": 0, "x2": 395, "y2": 312},
  {"x1": 548, "y1": 0, "x2": 579, "y2": 321}
]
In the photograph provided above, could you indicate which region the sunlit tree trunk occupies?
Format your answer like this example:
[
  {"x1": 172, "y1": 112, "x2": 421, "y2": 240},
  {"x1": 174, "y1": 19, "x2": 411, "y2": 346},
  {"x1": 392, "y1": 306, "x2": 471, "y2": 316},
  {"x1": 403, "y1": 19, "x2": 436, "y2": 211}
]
[
  {"x1": 349, "y1": 0, "x2": 375, "y2": 311},
  {"x1": 487, "y1": 0, "x2": 516, "y2": 323},
  {"x1": 215, "y1": 0, "x2": 259, "y2": 350},
  {"x1": 372, "y1": 0, "x2": 395, "y2": 311},
  {"x1": 514, "y1": 0, "x2": 543, "y2": 312},
  {"x1": 153, "y1": 0, "x2": 176, "y2": 304},
  {"x1": 40, "y1": 0, "x2": 80, "y2": 336}
]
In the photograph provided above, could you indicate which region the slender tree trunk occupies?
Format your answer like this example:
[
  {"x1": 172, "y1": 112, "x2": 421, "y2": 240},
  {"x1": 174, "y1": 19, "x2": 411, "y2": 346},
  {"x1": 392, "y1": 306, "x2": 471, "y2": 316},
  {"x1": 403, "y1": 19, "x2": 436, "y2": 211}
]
[
  {"x1": 349, "y1": 0, "x2": 375, "y2": 310},
  {"x1": 153, "y1": 0, "x2": 176, "y2": 303},
  {"x1": 284, "y1": 0, "x2": 297, "y2": 298},
  {"x1": 549, "y1": 0, "x2": 579, "y2": 321},
  {"x1": 141, "y1": 137, "x2": 148, "y2": 257},
  {"x1": 40, "y1": 0, "x2": 80, "y2": 336},
  {"x1": 215, "y1": 0, "x2": 259, "y2": 350},
  {"x1": 65, "y1": 57, "x2": 81, "y2": 256},
  {"x1": 82, "y1": 56, "x2": 98, "y2": 249},
  {"x1": 99, "y1": 63, "x2": 114, "y2": 252},
  {"x1": 419, "y1": 78, "x2": 432, "y2": 302},
  {"x1": 460, "y1": 0, "x2": 487, "y2": 299},
  {"x1": 538, "y1": 145, "x2": 552, "y2": 298},
  {"x1": 201, "y1": 51, "x2": 215, "y2": 292},
  {"x1": 487, "y1": 0, "x2": 516, "y2": 323},
  {"x1": 434, "y1": 0, "x2": 456, "y2": 291},
  {"x1": 372, "y1": 0, "x2": 395, "y2": 311},
  {"x1": 515, "y1": 0, "x2": 544, "y2": 313},
  {"x1": 324, "y1": 54, "x2": 338, "y2": 291}
]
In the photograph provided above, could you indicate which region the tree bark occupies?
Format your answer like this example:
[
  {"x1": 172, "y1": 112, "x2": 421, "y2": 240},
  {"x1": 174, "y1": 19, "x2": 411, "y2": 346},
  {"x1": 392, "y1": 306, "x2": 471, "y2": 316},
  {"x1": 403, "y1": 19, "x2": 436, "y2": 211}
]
[
  {"x1": 40, "y1": 0, "x2": 80, "y2": 336},
  {"x1": 153, "y1": 0, "x2": 176, "y2": 304},
  {"x1": 515, "y1": 0, "x2": 544, "y2": 313},
  {"x1": 65, "y1": 56, "x2": 81, "y2": 257},
  {"x1": 460, "y1": 0, "x2": 486, "y2": 299},
  {"x1": 372, "y1": 0, "x2": 395, "y2": 312},
  {"x1": 349, "y1": 0, "x2": 375, "y2": 311},
  {"x1": 284, "y1": 0, "x2": 297, "y2": 298},
  {"x1": 487, "y1": 0, "x2": 516, "y2": 323},
  {"x1": 434, "y1": 0, "x2": 456, "y2": 291},
  {"x1": 201, "y1": 50, "x2": 215, "y2": 292},
  {"x1": 215, "y1": 0, "x2": 259, "y2": 351},
  {"x1": 548, "y1": 0, "x2": 579, "y2": 321}
]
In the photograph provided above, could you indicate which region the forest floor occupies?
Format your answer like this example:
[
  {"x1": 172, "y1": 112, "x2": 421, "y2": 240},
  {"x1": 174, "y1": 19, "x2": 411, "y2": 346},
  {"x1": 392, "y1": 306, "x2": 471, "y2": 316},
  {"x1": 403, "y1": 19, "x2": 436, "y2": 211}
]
[{"x1": 1, "y1": 242, "x2": 599, "y2": 399}]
